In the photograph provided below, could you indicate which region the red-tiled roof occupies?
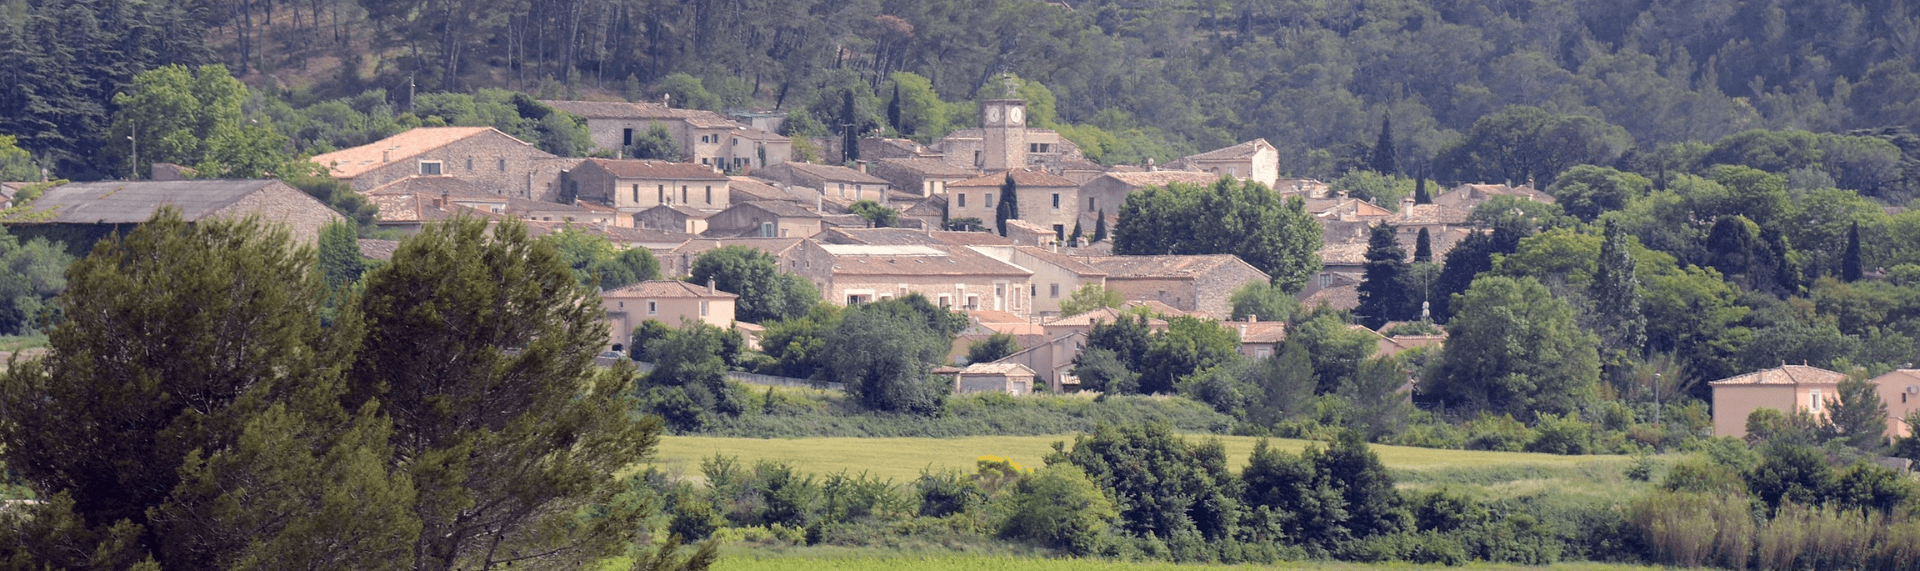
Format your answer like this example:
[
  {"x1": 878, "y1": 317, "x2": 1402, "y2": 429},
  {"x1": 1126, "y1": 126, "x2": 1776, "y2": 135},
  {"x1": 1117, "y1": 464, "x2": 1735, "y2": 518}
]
[
  {"x1": 311, "y1": 127, "x2": 515, "y2": 178},
  {"x1": 584, "y1": 159, "x2": 727, "y2": 180}
]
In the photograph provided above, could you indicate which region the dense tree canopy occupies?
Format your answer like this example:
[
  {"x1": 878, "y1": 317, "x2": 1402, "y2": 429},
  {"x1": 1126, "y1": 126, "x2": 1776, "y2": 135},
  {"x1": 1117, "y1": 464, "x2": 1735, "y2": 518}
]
[{"x1": 1114, "y1": 177, "x2": 1322, "y2": 291}]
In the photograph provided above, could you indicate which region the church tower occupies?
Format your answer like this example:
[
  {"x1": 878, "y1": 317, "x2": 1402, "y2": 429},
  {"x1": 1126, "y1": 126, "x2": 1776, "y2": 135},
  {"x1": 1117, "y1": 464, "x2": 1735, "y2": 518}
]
[{"x1": 981, "y1": 98, "x2": 1027, "y2": 171}]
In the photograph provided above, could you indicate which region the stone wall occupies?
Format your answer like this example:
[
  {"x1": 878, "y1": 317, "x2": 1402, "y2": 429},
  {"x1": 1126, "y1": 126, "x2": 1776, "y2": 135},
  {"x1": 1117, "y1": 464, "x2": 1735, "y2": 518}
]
[
  {"x1": 345, "y1": 130, "x2": 559, "y2": 197},
  {"x1": 211, "y1": 183, "x2": 346, "y2": 245}
]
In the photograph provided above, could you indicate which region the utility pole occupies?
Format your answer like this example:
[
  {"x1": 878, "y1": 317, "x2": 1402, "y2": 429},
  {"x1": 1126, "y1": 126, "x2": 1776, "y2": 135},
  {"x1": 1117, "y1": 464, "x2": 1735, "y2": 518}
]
[{"x1": 127, "y1": 120, "x2": 137, "y2": 180}]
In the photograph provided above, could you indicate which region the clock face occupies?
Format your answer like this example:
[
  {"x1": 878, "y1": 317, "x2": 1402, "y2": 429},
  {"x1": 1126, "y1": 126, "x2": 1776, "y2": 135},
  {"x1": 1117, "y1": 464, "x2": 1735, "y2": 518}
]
[
  {"x1": 985, "y1": 106, "x2": 1002, "y2": 124},
  {"x1": 1009, "y1": 107, "x2": 1024, "y2": 125}
]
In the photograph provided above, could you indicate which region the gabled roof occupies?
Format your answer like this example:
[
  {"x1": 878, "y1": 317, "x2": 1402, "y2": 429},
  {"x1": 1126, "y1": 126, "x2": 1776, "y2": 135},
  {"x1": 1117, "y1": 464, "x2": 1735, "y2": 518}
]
[
  {"x1": 728, "y1": 176, "x2": 808, "y2": 202},
  {"x1": 875, "y1": 157, "x2": 976, "y2": 177},
  {"x1": 950, "y1": 167, "x2": 1077, "y2": 188},
  {"x1": 731, "y1": 200, "x2": 822, "y2": 219},
  {"x1": 1710, "y1": 365, "x2": 1847, "y2": 386},
  {"x1": 1399, "y1": 204, "x2": 1471, "y2": 225},
  {"x1": 602, "y1": 280, "x2": 738, "y2": 299},
  {"x1": 1012, "y1": 246, "x2": 1107, "y2": 277},
  {"x1": 10, "y1": 180, "x2": 303, "y2": 224},
  {"x1": 1087, "y1": 254, "x2": 1266, "y2": 281},
  {"x1": 668, "y1": 237, "x2": 806, "y2": 258},
  {"x1": 1045, "y1": 307, "x2": 1168, "y2": 329},
  {"x1": 959, "y1": 362, "x2": 1036, "y2": 376},
  {"x1": 1097, "y1": 171, "x2": 1221, "y2": 189},
  {"x1": 1179, "y1": 139, "x2": 1274, "y2": 162},
  {"x1": 1235, "y1": 320, "x2": 1288, "y2": 344},
  {"x1": 640, "y1": 204, "x2": 716, "y2": 218},
  {"x1": 1303, "y1": 284, "x2": 1360, "y2": 311},
  {"x1": 929, "y1": 230, "x2": 1017, "y2": 246},
  {"x1": 582, "y1": 159, "x2": 728, "y2": 180},
  {"x1": 365, "y1": 175, "x2": 502, "y2": 199},
  {"x1": 775, "y1": 162, "x2": 890, "y2": 185},
  {"x1": 310, "y1": 127, "x2": 514, "y2": 178},
  {"x1": 824, "y1": 227, "x2": 943, "y2": 246},
  {"x1": 822, "y1": 244, "x2": 1031, "y2": 277}
]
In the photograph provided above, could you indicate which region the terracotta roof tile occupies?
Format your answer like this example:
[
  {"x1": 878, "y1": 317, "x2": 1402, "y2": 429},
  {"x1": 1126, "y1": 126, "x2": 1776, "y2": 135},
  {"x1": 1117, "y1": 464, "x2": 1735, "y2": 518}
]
[
  {"x1": 950, "y1": 167, "x2": 1077, "y2": 188},
  {"x1": 584, "y1": 159, "x2": 727, "y2": 180},
  {"x1": 1013, "y1": 246, "x2": 1107, "y2": 276},
  {"x1": 822, "y1": 244, "x2": 1030, "y2": 277},
  {"x1": 602, "y1": 280, "x2": 738, "y2": 298},
  {"x1": 1086, "y1": 254, "x2": 1264, "y2": 280},
  {"x1": 1100, "y1": 171, "x2": 1222, "y2": 188},
  {"x1": 1303, "y1": 284, "x2": 1360, "y2": 311},
  {"x1": 777, "y1": 162, "x2": 890, "y2": 185},
  {"x1": 1709, "y1": 365, "x2": 1847, "y2": 386},
  {"x1": 875, "y1": 157, "x2": 977, "y2": 177},
  {"x1": 1180, "y1": 139, "x2": 1272, "y2": 161}
]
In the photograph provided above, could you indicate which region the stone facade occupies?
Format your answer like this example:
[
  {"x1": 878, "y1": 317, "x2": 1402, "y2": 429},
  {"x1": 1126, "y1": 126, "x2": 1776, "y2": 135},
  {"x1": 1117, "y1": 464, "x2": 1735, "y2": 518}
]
[
  {"x1": 869, "y1": 157, "x2": 978, "y2": 197},
  {"x1": 311, "y1": 127, "x2": 562, "y2": 197},
  {"x1": 703, "y1": 201, "x2": 825, "y2": 238},
  {"x1": 1087, "y1": 254, "x2": 1271, "y2": 319},
  {"x1": 541, "y1": 100, "x2": 792, "y2": 170},
  {"x1": 991, "y1": 331, "x2": 1085, "y2": 392},
  {"x1": 207, "y1": 182, "x2": 347, "y2": 245},
  {"x1": 752, "y1": 162, "x2": 891, "y2": 202},
  {"x1": 1074, "y1": 171, "x2": 1221, "y2": 230},
  {"x1": 634, "y1": 204, "x2": 712, "y2": 234},
  {"x1": 566, "y1": 159, "x2": 730, "y2": 217},
  {"x1": 1166, "y1": 139, "x2": 1281, "y2": 191},
  {"x1": 946, "y1": 168, "x2": 1081, "y2": 241},
  {"x1": 600, "y1": 280, "x2": 737, "y2": 350},
  {"x1": 796, "y1": 242, "x2": 1036, "y2": 316}
]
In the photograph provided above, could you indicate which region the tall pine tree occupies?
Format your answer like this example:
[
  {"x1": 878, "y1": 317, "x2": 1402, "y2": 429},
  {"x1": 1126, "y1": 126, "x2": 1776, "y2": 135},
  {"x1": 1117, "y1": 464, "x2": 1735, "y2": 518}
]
[
  {"x1": 1356, "y1": 222, "x2": 1412, "y2": 329},
  {"x1": 996, "y1": 172, "x2": 1019, "y2": 237},
  {"x1": 1590, "y1": 219, "x2": 1647, "y2": 396},
  {"x1": 1369, "y1": 113, "x2": 1396, "y2": 175}
]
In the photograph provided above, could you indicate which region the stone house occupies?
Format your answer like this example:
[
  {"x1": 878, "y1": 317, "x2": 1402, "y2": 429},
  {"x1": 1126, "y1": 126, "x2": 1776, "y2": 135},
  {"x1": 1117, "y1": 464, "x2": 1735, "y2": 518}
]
[
  {"x1": 795, "y1": 242, "x2": 1034, "y2": 314},
  {"x1": 702, "y1": 201, "x2": 825, "y2": 238},
  {"x1": 928, "y1": 98, "x2": 1085, "y2": 173},
  {"x1": 634, "y1": 204, "x2": 713, "y2": 234},
  {"x1": 364, "y1": 176, "x2": 510, "y2": 233},
  {"x1": 1234, "y1": 318, "x2": 1288, "y2": 359},
  {"x1": 728, "y1": 176, "x2": 812, "y2": 206},
  {"x1": 946, "y1": 168, "x2": 1081, "y2": 241},
  {"x1": 1432, "y1": 183, "x2": 1554, "y2": 210},
  {"x1": 663, "y1": 237, "x2": 811, "y2": 278},
  {"x1": 540, "y1": 100, "x2": 791, "y2": 170},
  {"x1": 947, "y1": 362, "x2": 1037, "y2": 395},
  {"x1": 566, "y1": 159, "x2": 729, "y2": 221},
  {"x1": 6, "y1": 179, "x2": 344, "y2": 250},
  {"x1": 898, "y1": 194, "x2": 949, "y2": 230},
  {"x1": 309, "y1": 127, "x2": 569, "y2": 198},
  {"x1": 599, "y1": 280, "x2": 737, "y2": 351},
  {"x1": 752, "y1": 162, "x2": 892, "y2": 202},
  {"x1": 967, "y1": 245, "x2": 1108, "y2": 318},
  {"x1": 1076, "y1": 171, "x2": 1222, "y2": 230},
  {"x1": 857, "y1": 138, "x2": 941, "y2": 161},
  {"x1": 1085, "y1": 254, "x2": 1271, "y2": 319},
  {"x1": 870, "y1": 157, "x2": 978, "y2": 198},
  {"x1": 1709, "y1": 364, "x2": 1848, "y2": 438},
  {"x1": 992, "y1": 331, "x2": 1087, "y2": 392},
  {"x1": 1166, "y1": 139, "x2": 1281, "y2": 190}
]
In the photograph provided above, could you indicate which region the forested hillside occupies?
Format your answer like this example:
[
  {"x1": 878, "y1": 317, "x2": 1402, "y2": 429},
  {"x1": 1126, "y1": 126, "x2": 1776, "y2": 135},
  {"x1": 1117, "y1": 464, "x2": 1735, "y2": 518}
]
[{"x1": 5, "y1": 0, "x2": 1920, "y2": 183}]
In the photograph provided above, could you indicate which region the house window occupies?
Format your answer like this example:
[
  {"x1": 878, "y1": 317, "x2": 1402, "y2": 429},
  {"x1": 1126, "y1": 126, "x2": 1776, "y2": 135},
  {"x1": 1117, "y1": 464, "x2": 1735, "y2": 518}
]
[
  {"x1": 632, "y1": 184, "x2": 640, "y2": 204},
  {"x1": 1053, "y1": 224, "x2": 1065, "y2": 240},
  {"x1": 646, "y1": 301, "x2": 657, "y2": 315},
  {"x1": 938, "y1": 295, "x2": 951, "y2": 308},
  {"x1": 419, "y1": 161, "x2": 442, "y2": 175},
  {"x1": 1050, "y1": 284, "x2": 1060, "y2": 298},
  {"x1": 658, "y1": 185, "x2": 666, "y2": 204},
  {"x1": 498, "y1": 158, "x2": 506, "y2": 171},
  {"x1": 1255, "y1": 348, "x2": 1271, "y2": 358},
  {"x1": 760, "y1": 222, "x2": 775, "y2": 238},
  {"x1": 1810, "y1": 389, "x2": 1823, "y2": 412},
  {"x1": 465, "y1": 158, "x2": 473, "y2": 171},
  {"x1": 702, "y1": 158, "x2": 710, "y2": 165},
  {"x1": 965, "y1": 295, "x2": 979, "y2": 309},
  {"x1": 1088, "y1": 197, "x2": 1097, "y2": 212},
  {"x1": 623, "y1": 128, "x2": 634, "y2": 146},
  {"x1": 681, "y1": 186, "x2": 688, "y2": 204},
  {"x1": 1052, "y1": 193, "x2": 1060, "y2": 208},
  {"x1": 957, "y1": 193, "x2": 967, "y2": 208},
  {"x1": 705, "y1": 186, "x2": 713, "y2": 204},
  {"x1": 1226, "y1": 167, "x2": 1237, "y2": 176},
  {"x1": 985, "y1": 193, "x2": 995, "y2": 208},
  {"x1": 700, "y1": 300, "x2": 709, "y2": 316}
]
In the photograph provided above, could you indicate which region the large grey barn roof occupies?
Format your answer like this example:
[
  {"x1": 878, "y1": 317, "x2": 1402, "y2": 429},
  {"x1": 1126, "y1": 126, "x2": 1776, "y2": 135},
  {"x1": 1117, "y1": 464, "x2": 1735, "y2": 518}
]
[{"x1": 18, "y1": 180, "x2": 287, "y2": 224}]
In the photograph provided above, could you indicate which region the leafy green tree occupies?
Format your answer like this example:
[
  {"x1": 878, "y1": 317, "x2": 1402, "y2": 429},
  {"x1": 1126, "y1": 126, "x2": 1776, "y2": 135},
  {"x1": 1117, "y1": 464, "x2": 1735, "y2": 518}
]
[
  {"x1": 944, "y1": 217, "x2": 987, "y2": 232},
  {"x1": 887, "y1": 72, "x2": 952, "y2": 141},
  {"x1": 1827, "y1": 374, "x2": 1889, "y2": 452},
  {"x1": 1242, "y1": 433, "x2": 1405, "y2": 551},
  {"x1": 1356, "y1": 222, "x2": 1415, "y2": 328},
  {"x1": 999, "y1": 464, "x2": 1117, "y2": 555},
  {"x1": 319, "y1": 220, "x2": 364, "y2": 288},
  {"x1": 1083, "y1": 313, "x2": 1154, "y2": 373},
  {"x1": 824, "y1": 295, "x2": 954, "y2": 414},
  {"x1": 1548, "y1": 165, "x2": 1651, "y2": 222},
  {"x1": 0, "y1": 210, "x2": 415, "y2": 569},
  {"x1": 630, "y1": 319, "x2": 674, "y2": 361},
  {"x1": 1340, "y1": 355, "x2": 1415, "y2": 441},
  {"x1": 1139, "y1": 316, "x2": 1240, "y2": 395},
  {"x1": 1432, "y1": 219, "x2": 1531, "y2": 322},
  {"x1": 630, "y1": 123, "x2": 683, "y2": 161},
  {"x1": 0, "y1": 227, "x2": 73, "y2": 335},
  {"x1": 1069, "y1": 347, "x2": 1139, "y2": 394},
  {"x1": 1427, "y1": 275, "x2": 1600, "y2": 418},
  {"x1": 1059, "y1": 283, "x2": 1123, "y2": 316},
  {"x1": 640, "y1": 321, "x2": 743, "y2": 431},
  {"x1": 966, "y1": 332, "x2": 1021, "y2": 364},
  {"x1": 756, "y1": 304, "x2": 842, "y2": 379},
  {"x1": 1329, "y1": 170, "x2": 1412, "y2": 211},
  {"x1": 547, "y1": 228, "x2": 661, "y2": 289},
  {"x1": 0, "y1": 134, "x2": 44, "y2": 181},
  {"x1": 1045, "y1": 422, "x2": 1240, "y2": 554},
  {"x1": 996, "y1": 173, "x2": 1018, "y2": 237},
  {"x1": 1592, "y1": 220, "x2": 1648, "y2": 394},
  {"x1": 107, "y1": 64, "x2": 248, "y2": 178},
  {"x1": 350, "y1": 217, "x2": 664, "y2": 570},
  {"x1": 1229, "y1": 280, "x2": 1298, "y2": 322},
  {"x1": 1114, "y1": 177, "x2": 1323, "y2": 291},
  {"x1": 690, "y1": 245, "x2": 818, "y2": 323},
  {"x1": 849, "y1": 200, "x2": 900, "y2": 227},
  {"x1": 1435, "y1": 106, "x2": 1632, "y2": 188},
  {"x1": 658, "y1": 73, "x2": 723, "y2": 111},
  {"x1": 1244, "y1": 340, "x2": 1319, "y2": 427},
  {"x1": 1291, "y1": 313, "x2": 1379, "y2": 394}
]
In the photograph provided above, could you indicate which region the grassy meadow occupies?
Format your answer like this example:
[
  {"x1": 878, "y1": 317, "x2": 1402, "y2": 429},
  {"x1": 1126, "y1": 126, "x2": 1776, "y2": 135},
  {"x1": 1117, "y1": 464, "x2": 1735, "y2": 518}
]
[
  {"x1": 651, "y1": 433, "x2": 1651, "y2": 500},
  {"x1": 708, "y1": 552, "x2": 1673, "y2": 571}
]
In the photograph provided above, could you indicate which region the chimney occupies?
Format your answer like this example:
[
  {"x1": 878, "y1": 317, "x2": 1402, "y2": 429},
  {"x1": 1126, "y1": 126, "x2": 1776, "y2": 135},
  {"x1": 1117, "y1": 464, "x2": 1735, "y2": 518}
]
[
  {"x1": 707, "y1": 278, "x2": 716, "y2": 295},
  {"x1": 1336, "y1": 190, "x2": 1348, "y2": 199},
  {"x1": 438, "y1": 189, "x2": 450, "y2": 209},
  {"x1": 382, "y1": 150, "x2": 391, "y2": 163},
  {"x1": 857, "y1": 160, "x2": 869, "y2": 173},
  {"x1": 1249, "y1": 314, "x2": 1257, "y2": 323},
  {"x1": 1239, "y1": 323, "x2": 1246, "y2": 337}
]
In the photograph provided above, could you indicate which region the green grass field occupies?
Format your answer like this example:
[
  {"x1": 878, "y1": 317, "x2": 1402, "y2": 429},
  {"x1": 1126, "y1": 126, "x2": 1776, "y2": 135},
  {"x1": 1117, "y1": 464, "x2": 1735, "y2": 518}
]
[{"x1": 651, "y1": 434, "x2": 1635, "y2": 485}]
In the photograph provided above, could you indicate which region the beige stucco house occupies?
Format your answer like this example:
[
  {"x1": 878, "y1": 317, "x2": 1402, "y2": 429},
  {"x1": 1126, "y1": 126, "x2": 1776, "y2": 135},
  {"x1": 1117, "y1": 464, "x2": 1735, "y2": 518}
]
[
  {"x1": 1709, "y1": 364, "x2": 1848, "y2": 438},
  {"x1": 1868, "y1": 370, "x2": 1920, "y2": 438},
  {"x1": 796, "y1": 242, "x2": 1034, "y2": 314},
  {"x1": 1167, "y1": 139, "x2": 1281, "y2": 191},
  {"x1": 566, "y1": 159, "x2": 729, "y2": 221},
  {"x1": 600, "y1": 280, "x2": 737, "y2": 351}
]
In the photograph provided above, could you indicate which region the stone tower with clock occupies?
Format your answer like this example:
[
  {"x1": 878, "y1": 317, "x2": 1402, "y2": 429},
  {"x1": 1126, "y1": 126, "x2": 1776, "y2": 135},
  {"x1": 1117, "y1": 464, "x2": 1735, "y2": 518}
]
[{"x1": 981, "y1": 98, "x2": 1027, "y2": 171}]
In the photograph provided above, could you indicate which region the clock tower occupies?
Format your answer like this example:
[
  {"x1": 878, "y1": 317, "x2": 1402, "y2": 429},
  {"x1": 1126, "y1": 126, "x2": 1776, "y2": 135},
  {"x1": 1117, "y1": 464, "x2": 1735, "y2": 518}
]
[{"x1": 981, "y1": 98, "x2": 1027, "y2": 171}]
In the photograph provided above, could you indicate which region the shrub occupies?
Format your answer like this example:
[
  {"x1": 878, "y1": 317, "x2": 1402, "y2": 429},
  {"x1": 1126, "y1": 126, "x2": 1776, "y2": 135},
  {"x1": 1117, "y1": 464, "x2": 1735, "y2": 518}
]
[
  {"x1": 1463, "y1": 413, "x2": 1535, "y2": 451},
  {"x1": 997, "y1": 464, "x2": 1116, "y2": 555},
  {"x1": 915, "y1": 469, "x2": 984, "y2": 519},
  {"x1": 1527, "y1": 412, "x2": 1593, "y2": 454}
]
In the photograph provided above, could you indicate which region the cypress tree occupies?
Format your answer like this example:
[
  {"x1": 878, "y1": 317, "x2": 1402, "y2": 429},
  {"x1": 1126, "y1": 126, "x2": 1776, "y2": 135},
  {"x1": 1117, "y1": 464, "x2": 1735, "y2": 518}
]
[
  {"x1": 1413, "y1": 174, "x2": 1430, "y2": 204},
  {"x1": 887, "y1": 84, "x2": 903, "y2": 135},
  {"x1": 1843, "y1": 221, "x2": 1863, "y2": 282},
  {"x1": 1070, "y1": 219, "x2": 1084, "y2": 244},
  {"x1": 996, "y1": 172, "x2": 1018, "y2": 237},
  {"x1": 1413, "y1": 227, "x2": 1432, "y2": 262},
  {"x1": 1356, "y1": 222, "x2": 1412, "y2": 329},
  {"x1": 1369, "y1": 113, "x2": 1396, "y2": 175},
  {"x1": 1591, "y1": 219, "x2": 1647, "y2": 396},
  {"x1": 1093, "y1": 210, "x2": 1108, "y2": 242},
  {"x1": 842, "y1": 90, "x2": 859, "y2": 163}
]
